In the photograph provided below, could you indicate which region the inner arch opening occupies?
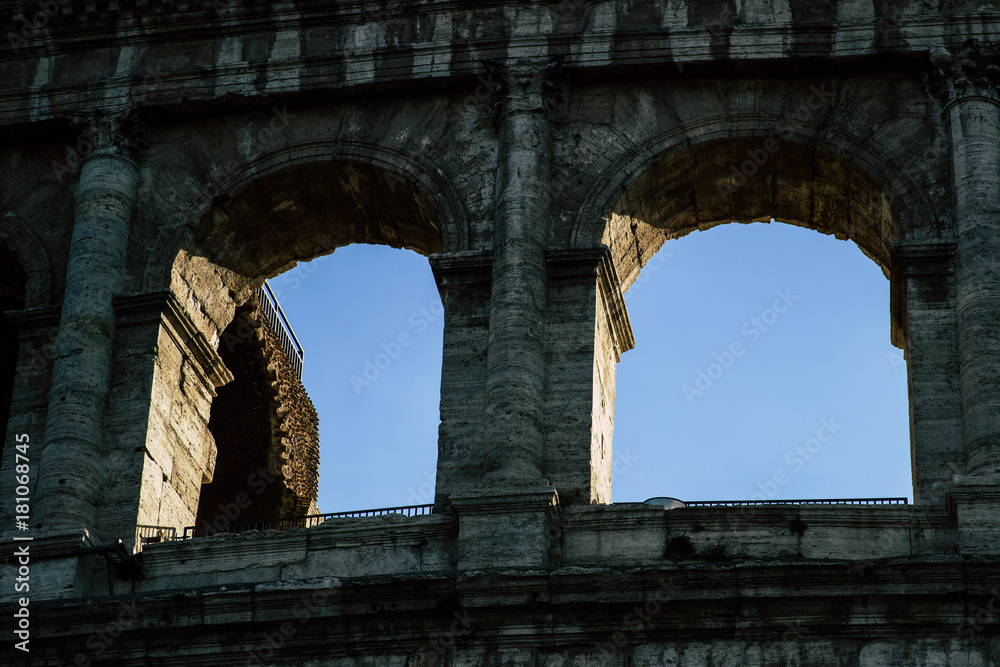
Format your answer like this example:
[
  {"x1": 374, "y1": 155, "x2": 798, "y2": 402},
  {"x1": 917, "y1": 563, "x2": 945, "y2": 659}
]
[
  {"x1": 603, "y1": 136, "x2": 909, "y2": 503},
  {"x1": 167, "y1": 157, "x2": 446, "y2": 535},
  {"x1": 270, "y1": 245, "x2": 443, "y2": 512},
  {"x1": 614, "y1": 221, "x2": 910, "y2": 502}
]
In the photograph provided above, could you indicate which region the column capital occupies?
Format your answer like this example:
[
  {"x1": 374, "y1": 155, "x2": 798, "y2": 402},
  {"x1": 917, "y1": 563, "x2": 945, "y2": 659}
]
[
  {"x1": 546, "y1": 245, "x2": 635, "y2": 360},
  {"x1": 889, "y1": 238, "x2": 958, "y2": 351},
  {"x1": 4, "y1": 305, "x2": 61, "y2": 341},
  {"x1": 429, "y1": 250, "x2": 494, "y2": 298},
  {"x1": 67, "y1": 107, "x2": 144, "y2": 164},
  {"x1": 115, "y1": 290, "x2": 234, "y2": 393},
  {"x1": 482, "y1": 57, "x2": 566, "y2": 119},
  {"x1": 891, "y1": 238, "x2": 958, "y2": 274},
  {"x1": 930, "y1": 40, "x2": 1000, "y2": 110}
]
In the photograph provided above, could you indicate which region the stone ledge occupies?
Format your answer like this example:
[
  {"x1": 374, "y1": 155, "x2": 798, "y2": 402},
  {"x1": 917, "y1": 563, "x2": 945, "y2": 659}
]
[
  {"x1": 3, "y1": 559, "x2": 998, "y2": 665},
  {"x1": 115, "y1": 290, "x2": 233, "y2": 391},
  {"x1": 546, "y1": 245, "x2": 634, "y2": 358},
  {"x1": 1, "y1": 10, "x2": 996, "y2": 131},
  {"x1": 138, "y1": 513, "x2": 457, "y2": 592}
]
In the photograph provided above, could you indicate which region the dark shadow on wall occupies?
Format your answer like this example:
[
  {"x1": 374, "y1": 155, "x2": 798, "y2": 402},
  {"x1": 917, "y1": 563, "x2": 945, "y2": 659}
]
[
  {"x1": 195, "y1": 291, "x2": 320, "y2": 533},
  {"x1": 191, "y1": 160, "x2": 443, "y2": 284},
  {"x1": 0, "y1": 242, "x2": 26, "y2": 463}
]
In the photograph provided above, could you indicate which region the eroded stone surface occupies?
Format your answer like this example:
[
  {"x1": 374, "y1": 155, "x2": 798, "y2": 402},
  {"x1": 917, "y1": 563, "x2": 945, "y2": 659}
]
[
  {"x1": 1, "y1": 2, "x2": 1000, "y2": 664},
  {"x1": 197, "y1": 291, "x2": 320, "y2": 530}
]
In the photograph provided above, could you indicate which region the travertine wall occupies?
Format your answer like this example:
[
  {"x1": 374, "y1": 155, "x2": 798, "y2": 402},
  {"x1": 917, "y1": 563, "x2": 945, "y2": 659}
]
[{"x1": 3, "y1": 1, "x2": 1000, "y2": 664}]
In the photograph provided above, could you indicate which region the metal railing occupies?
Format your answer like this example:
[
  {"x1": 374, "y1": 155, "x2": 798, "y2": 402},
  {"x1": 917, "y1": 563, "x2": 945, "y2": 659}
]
[
  {"x1": 135, "y1": 525, "x2": 177, "y2": 552},
  {"x1": 152, "y1": 498, "x2": 909, "y2": 545},
  {"x1": 257, "y1": 281, "x2": 304, "y2": 378},
  {"x1": 181, "y1": 504, "x2": 434, "y2": 540},
  {"x1": 680, "y1": 497, "x2": 908, "y2": 507},
  {"x1": 321, "y1": 504, "x2": 434, "y2": 519}
]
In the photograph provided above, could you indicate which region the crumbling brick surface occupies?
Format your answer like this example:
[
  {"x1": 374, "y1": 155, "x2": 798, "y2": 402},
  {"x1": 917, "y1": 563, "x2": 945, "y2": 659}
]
[{"x1": 196, "y1": 291, "x2": 319, "y2": 527}]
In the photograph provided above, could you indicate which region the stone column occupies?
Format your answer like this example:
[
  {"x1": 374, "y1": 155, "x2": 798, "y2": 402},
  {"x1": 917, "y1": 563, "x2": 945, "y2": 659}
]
[
  {"x1": 891, "y1": 240, "x2": 963, "y2": 508},
  {"x1": 932, "y1": 42, "x2": 1000, "y2": 478},
  {"x1": 35, "y1": 116, "x2": 139, "y2": 535},
  {"x1": 481, "y1": 59, "x2": 560, "y2": 485},
  {"x1": 544, "y1": 246, "x2": 634, "y2": 506},
  {"x1": 429, "y1": 250, "x2": 493, "y2": 506}
]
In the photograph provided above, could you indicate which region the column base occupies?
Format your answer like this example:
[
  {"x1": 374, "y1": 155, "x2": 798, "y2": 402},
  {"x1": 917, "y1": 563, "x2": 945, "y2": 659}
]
[
  {"x1": 451, "y1": 487, "x2": 559, "y2": 569},
  {"x1": 950, "y1": 477, "x2": 1000, "y2": 555},
  {"x1": 966, "y1": 444, "x2": 1000, "y2": 478}
]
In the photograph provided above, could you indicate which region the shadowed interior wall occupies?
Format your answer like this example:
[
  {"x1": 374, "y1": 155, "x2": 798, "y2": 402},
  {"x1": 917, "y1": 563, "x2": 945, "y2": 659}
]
[
  {"x1": 196, "y1": 291, "x2": 319, "y2": 532},
  {"x1": 0, "y1": 242, "x2": 26, "y2": 464}
]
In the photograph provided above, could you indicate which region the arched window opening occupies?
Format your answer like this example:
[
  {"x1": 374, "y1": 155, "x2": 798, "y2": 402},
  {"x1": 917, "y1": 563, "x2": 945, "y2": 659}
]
[
  {"x1": 266, "y1": 244, "x2": 443, "y2": 513},
  {"x1": 181, "y1": 157, "x2": 447, "y2": 536},
  {"x1": 613, "y1": 222, "x2": 910, "y2": 503},
  {"x1": 0, "y1": 241, "x2": 27, "y2": 461}
]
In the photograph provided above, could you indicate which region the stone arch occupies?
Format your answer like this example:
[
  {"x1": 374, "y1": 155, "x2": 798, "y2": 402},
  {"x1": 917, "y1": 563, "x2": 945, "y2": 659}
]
[
  {"x1": 569, "y1": 121, "x2": 935, "y2": 298},
  {"x1": 570, "y1": 126, "x2": 949, "y2": 505},
  {"x1": 143, "y1": 140, "x2": 470, "y2": 297},
  {"x1": 1, "y1": 211, "x2": 53, "y2": 308},
  {"x1": 195, "y1": 288, "x2": 321, "y2": 533},
  {"x1": 145, "y1": 144, "x2": 453, "y2": 533}
]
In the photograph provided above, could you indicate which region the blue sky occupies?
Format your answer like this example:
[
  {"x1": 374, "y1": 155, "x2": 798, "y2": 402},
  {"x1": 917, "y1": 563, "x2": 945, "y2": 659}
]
[{"x1": 273, "y1": 220, "x2": 911, "y2": 513}]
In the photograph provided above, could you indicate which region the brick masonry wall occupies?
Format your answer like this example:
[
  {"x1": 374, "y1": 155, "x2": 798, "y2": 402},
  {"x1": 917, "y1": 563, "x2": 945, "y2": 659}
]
[{"x1": 196, "y1": 291, "x2": 319, "y2": 530}]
